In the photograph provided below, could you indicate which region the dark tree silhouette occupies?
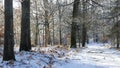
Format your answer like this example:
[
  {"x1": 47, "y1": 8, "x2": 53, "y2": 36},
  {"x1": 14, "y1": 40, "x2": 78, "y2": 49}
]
[
  {"x1": 3, "y1": 0, "x2": 15, "y2": 61},
  {"x1": 71, "y1": 0, "x2": 80, "y2": 48},
  {"x1": 82, "y1": 0, "x2": 87, "y2": 47},
  {"x1": 20, "y1": 0, "x2": 31, "y2": 51}
]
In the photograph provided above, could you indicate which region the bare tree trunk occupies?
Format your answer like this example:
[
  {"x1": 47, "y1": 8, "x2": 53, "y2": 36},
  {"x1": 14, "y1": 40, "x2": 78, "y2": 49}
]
[
  {"x1": 82, "y1": 0, "x2": 87, "y2": 47},
  {"x1": 71, "y1": 0, "x2": 80, "y2": 48},
  {"x1": 78, "y1": 28, "x2": 81, "y2": 47},
  {"x1": 3, "y1": 0, "x2": 15, "y2": 61},
  {"x1": 43, "y1": 0, "x2": 50, "y2": 47},
  {"x1": 116, "y1": 0, "x2": 120, "y2": 48},
  {"x1": 82, "y1": 24, "x2": 87, "y2": 47},
  {"x1": 35, "y1": 0, "x2": 39, "y2": 45},
  {"x1": 116, "y1": 19, "x2": 119, "y2": 48},
  {"x1": 58, "y1": 5, "x2": 62, "y2": 45},
  {"x1": 52, "y1": 15, "x2": 55, "y2": 46},
  {"x1": 43, "y1": 26, "x2": 45, "y2": 46},
  {"x1": 59, "y1": 24, "x2": 62, "y2": 45},
  {"x1": 20, "y1": 0, "x2": 31, "y2": 51}
]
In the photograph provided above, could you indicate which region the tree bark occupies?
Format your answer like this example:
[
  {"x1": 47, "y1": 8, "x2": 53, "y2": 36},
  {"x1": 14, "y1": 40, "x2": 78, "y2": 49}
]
[
  {"x1": 116, "y1": 19, "x2": 119, "y2": 48},
  {"x1": 82, "y1": 0, "x2": 87, "y2": 47},
  {"x1": 116, "y1": 0, "x2": 120, "y2": 48},
  {"x1": 82, "y1": 24, "x2": 87, "y2": 47},
  {"x1": 71, "y1": 0, "x2": 80, "y2": 48},
  {"x1": 43, "y1": 0, "x2": 50, "y2": 47},
  {"x1": 58, "y1": 3, "x2": 62, "y2": 45},
  {"x1": 3, "y1": 0, "x2": 15, "y2": 61},
  {"x1": 20, "y1": 0, "x2": 31, "y2": 51},
  {"x1": 52, "y1": 15, "x2": 55, "y2": 46},
  {"x1": 35, "y1": 0, "x2": 39, "y2": 45}
]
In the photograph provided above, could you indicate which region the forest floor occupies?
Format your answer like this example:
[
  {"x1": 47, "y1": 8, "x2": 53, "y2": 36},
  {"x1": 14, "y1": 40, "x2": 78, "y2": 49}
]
[{"x1": 0, "y1": 43, "x2": 120, "y2": 68}]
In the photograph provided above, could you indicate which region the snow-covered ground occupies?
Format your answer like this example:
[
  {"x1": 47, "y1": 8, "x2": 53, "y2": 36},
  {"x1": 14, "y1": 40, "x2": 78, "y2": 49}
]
[
  {"x1": 57, "y1": 43, "x2": 120, "y2": 68},
  {"x1": 0, "y1": 43, "x2": 120, "y2": 68}
]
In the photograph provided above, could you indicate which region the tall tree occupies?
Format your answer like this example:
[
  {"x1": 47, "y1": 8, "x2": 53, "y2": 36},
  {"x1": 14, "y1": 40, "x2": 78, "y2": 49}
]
[
  {"x1": 34, "y1": 0, "x2": 39, "y2": 45},
  {"x1": 114, "y1": 0, "x2": 120, "y2": 48},
  {"x1": 20, "y1": 0, "x2": 31, "y2": 51},
  {"x1": 81, "y1": 0, "x2": 87, "y2": 47},
  {"x1": 110, "y1": 0, "x2": 120, "y2": 48},
  {"x1": 71, "y1": 0, "x2": 80, "y2": 48},
  {"x1": 43, "y1": 0, "x2": 50, "y2": 47},
  {"x1": 57, "y1": 0, "x2": 63, "y2": 45},
  {"x1": 3, "y1": 0, "x2": 15, "y2": 61}
]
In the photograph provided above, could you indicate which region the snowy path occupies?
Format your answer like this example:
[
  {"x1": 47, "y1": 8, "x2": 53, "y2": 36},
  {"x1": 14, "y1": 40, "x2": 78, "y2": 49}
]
[
  {"x1": 0, "y1": 43, "x2": 120, "y2": 68},
  {"x1": 56, "y1": 43, "x2": 120, "y2": 68}
]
